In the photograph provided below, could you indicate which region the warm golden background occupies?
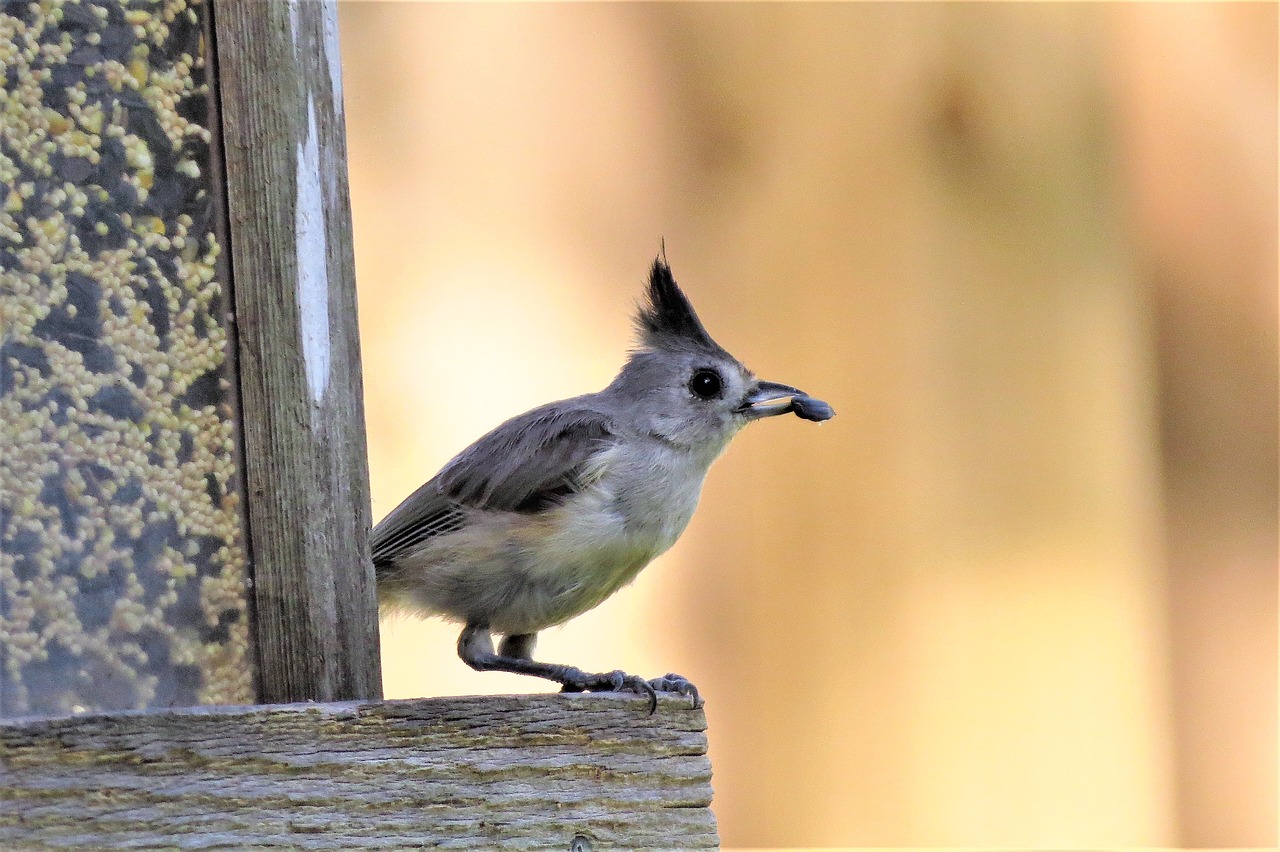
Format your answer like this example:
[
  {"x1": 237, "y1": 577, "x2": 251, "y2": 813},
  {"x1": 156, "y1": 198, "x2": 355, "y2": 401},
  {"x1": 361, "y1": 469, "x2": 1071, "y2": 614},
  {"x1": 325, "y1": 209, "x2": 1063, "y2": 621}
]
[{"x1": 338, "y1": 3, "x2": 1276, "y2": 848}]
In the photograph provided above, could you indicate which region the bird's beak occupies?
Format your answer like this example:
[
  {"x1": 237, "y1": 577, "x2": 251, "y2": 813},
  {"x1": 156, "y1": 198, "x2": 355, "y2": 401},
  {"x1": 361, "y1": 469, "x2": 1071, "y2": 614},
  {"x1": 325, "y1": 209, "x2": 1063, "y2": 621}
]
[
  {"x1": 732, "y1": 380, "x2": 810, "y2": 421},
  {"x1": 739, "y1": 381, "x2": 836, "y2": 422},
  {"x1": 739, "y1": 381, "x2": 803, "y2": 419}
]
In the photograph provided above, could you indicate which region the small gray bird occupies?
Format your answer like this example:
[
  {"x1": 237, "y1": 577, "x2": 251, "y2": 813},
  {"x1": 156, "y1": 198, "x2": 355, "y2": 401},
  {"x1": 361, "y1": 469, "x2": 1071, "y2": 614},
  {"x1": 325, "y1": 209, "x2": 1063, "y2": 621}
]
[{"x1": 372, "y1": 255, "x2": 833, "y2": 711}]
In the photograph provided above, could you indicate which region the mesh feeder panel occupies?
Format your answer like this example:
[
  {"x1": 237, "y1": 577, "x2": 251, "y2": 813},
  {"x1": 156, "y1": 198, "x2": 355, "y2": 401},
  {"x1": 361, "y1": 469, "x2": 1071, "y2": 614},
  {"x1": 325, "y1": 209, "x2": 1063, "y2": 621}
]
[{"x1": 0, "y1": 0, "x2": 254, "y2": 716}]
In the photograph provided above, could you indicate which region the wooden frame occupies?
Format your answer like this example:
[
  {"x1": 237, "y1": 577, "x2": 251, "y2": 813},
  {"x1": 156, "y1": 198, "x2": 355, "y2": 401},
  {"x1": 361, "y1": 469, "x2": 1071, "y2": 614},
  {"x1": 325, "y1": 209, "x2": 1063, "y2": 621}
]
[
  {"x1": 0, "y1": 0, "x2": 719, "y2": 843},
  {"x1": 211, "y1": 0, "x2": 381, "y2": 703},
  {"x1": 0, "y1": 694, "x2": 718, "y2": 847}
]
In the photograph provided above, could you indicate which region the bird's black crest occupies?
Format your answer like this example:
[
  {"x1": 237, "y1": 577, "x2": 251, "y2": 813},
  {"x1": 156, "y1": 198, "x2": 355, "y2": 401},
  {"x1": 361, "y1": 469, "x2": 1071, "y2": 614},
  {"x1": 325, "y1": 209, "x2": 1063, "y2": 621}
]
[{"x1": 634, "y1": 256, "x2": 724, "y2": 353}]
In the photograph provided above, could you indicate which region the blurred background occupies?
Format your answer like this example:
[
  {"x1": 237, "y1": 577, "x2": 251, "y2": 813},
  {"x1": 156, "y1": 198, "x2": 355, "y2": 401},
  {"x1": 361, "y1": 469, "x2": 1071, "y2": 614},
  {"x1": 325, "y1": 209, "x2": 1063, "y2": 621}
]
[{"x1": 338, "y1": 3, "x2": 1276, "y2": 848}]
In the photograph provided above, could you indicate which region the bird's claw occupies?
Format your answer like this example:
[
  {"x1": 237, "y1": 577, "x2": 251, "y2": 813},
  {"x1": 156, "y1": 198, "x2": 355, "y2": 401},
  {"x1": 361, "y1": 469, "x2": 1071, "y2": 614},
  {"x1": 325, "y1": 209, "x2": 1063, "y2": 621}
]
[
  {"x1": 648, "y1": 672, "x2": 702, "y2": 709},
  {"x1": 559, "y1": 668, "x2": 699, "y2": 714}
]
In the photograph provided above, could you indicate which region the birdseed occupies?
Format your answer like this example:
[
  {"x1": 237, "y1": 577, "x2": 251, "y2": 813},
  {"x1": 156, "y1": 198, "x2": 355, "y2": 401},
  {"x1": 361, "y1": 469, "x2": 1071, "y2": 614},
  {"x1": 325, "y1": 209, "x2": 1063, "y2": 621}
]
[{"x1": 0, "y1": 0, "x2": 254, "y2": 716}]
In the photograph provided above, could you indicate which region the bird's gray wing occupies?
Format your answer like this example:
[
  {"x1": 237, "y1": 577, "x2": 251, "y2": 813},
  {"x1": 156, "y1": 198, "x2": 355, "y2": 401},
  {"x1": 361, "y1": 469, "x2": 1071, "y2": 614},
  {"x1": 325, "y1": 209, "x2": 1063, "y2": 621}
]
[{"x1": 370, "y1": 403, "x2": 617, "y2": 567}]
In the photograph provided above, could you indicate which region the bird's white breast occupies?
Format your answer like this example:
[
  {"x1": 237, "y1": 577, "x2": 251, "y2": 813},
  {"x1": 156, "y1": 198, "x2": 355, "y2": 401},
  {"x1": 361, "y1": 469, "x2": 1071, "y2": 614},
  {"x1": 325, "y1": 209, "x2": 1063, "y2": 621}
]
[
  {"x1": 391, "y1": 437, "x2": 726, "y2": 636},
  {"x1": 517, "y1": 439, "x2": 715, "y2": 627}
]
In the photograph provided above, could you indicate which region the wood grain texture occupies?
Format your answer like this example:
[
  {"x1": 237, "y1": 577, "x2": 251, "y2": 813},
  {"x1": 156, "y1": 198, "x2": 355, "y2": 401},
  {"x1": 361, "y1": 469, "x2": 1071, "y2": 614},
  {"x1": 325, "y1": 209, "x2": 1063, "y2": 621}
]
[
  {"x1": 0, "y1": 694, "x2": 718, "y2": 849},
  {"x1": 210, "y1": 0, "x2": 381, "y2": 702}
]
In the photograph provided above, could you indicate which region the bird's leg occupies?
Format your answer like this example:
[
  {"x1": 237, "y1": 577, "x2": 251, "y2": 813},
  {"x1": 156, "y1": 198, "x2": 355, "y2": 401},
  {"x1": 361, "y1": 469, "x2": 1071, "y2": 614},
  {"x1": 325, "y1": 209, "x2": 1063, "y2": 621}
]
[
  {"x1": 497, "y1": 632, "x2": 537, "y2": 661},
  {"x1": 457, "y1": 624, "x2": 699, "y2": 713}
]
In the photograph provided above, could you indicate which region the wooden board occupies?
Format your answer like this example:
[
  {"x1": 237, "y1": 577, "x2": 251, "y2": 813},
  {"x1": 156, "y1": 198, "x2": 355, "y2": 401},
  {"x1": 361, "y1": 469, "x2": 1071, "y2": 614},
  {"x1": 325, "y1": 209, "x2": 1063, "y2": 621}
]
[
  {"x1": 210, "y1": 0, "x2": 381, "y2": 702},
  {"x1": 0, "y1": 693, "x2": 718, "y2": 849}
]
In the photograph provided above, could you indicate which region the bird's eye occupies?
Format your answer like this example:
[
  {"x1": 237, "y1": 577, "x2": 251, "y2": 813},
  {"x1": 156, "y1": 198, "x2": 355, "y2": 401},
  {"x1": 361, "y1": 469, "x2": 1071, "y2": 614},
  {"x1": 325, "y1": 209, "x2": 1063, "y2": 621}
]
[{"x1": 688, "y1": 369, "x2": 723, "y2": 400}]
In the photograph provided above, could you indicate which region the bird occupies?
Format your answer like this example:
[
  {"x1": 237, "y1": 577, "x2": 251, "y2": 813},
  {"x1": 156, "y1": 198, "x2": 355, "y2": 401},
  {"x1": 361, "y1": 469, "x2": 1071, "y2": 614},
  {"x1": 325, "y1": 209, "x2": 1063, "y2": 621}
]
[{"x1": 371, "y1": 253, "x2": 834, "y2": 712}]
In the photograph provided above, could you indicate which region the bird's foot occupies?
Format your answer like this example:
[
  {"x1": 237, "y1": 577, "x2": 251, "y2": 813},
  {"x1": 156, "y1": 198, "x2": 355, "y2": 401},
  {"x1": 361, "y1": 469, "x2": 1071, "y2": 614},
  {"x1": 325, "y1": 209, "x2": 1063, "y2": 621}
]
[
  {"x1": 648, "y1": 672, "x2": 702, "y2": 709},
  {"x1": 558, "y1": 668, "x2": 700, "y2": 714}
]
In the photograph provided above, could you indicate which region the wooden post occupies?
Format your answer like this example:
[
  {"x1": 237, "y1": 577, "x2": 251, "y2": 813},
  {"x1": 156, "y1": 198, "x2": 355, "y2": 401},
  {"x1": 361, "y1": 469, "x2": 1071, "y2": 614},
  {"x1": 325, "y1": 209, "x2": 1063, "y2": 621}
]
[
  {"x1": 0, "y1": 694, "x2": 718, "y2": 848},
  {"x1": 210, "y1": 0, "x2": 381, "y2": 703}
]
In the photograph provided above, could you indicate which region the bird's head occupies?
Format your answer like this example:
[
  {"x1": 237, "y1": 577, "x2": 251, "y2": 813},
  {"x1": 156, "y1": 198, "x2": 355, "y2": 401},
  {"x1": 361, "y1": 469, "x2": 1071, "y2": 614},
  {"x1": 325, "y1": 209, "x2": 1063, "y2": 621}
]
[{"x1": 606, "y1": 255, "x2": 833, "y2": 458}]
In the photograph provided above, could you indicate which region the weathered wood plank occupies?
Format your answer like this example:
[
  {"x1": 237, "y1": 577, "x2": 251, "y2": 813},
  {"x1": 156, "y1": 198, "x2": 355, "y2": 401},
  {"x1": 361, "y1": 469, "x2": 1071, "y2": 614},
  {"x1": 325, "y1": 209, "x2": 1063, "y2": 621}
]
[
  {"x1": 210, "y1": 0, "x2": 381, "y2": 702},
  {"x1": 0, "y1": 693, "x2": 718, "y2": 849}
]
